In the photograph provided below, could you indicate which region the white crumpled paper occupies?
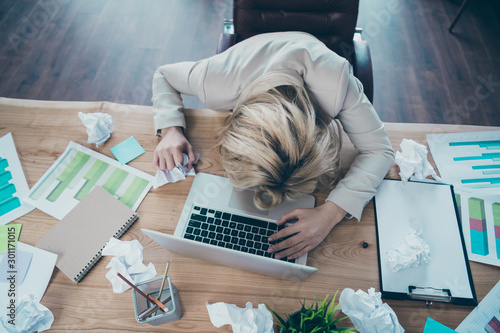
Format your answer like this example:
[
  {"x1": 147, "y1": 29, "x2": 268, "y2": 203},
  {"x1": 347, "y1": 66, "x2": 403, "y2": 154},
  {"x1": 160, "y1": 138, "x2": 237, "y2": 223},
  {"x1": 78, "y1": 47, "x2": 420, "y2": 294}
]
[
  {"x1": 102, "y1": 237, "x2": 156, "y2": 293},
  {"x1": 206, "y1": 301, "x2": 274, "y2": 333},
  {"x1": 78, "y1": 112, "x2": 113, "y2": 146},
  {"x1": 395, "y1": 139, "x2": 442, "y2": 184},
  {"x1": 153, "y1": 153, "x2": 199, "y2": 188},
  {"x1": 0, "y1": 294, "x2": 53, "y2": 333},
  {"x1": 386, "y1": 217, "x2": 431, "y2": 272},
  {"x1": 339, "y1": 288, "x2": 404, "y2": 333}
]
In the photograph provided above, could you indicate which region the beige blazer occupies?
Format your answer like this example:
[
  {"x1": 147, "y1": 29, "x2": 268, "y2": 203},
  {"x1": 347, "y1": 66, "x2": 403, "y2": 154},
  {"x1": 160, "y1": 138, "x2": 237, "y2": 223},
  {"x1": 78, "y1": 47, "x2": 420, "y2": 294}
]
[{"x1": 152, "y1": 32, "x2": 395, "y2": 220}]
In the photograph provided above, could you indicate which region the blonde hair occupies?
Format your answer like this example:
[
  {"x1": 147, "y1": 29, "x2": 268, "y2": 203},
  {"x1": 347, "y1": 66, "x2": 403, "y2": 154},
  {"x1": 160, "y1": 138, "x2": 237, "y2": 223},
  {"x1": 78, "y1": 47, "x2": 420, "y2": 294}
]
[{"x1": 217, "y1": 77, "x2": 342, "y2": 209}]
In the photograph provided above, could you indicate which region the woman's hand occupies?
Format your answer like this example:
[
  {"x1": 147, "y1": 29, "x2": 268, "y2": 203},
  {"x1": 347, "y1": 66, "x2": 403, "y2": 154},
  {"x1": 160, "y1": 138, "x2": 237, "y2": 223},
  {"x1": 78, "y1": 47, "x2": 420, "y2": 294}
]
[
  {"x1": 154, "y1": 127, "x2": 196, "y2": 170},
  {"x1": 267, "y1": 201, "x2": 347, "y2": 260}
]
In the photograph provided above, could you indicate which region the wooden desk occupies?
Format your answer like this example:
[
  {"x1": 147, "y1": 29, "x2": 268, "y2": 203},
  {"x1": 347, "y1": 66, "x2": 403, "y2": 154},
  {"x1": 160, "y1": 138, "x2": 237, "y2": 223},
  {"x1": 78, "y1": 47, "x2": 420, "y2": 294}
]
[{"x1": 1, "y1": 97, "x2": 499, "y2": 332}]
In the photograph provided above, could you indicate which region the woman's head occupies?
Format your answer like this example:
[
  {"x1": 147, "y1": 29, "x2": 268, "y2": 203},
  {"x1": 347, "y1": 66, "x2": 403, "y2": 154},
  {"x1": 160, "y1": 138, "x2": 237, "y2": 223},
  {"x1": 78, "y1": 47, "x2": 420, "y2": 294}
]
[{"x1": 217, "y1": 77, "x2": 342, "y2": 209}]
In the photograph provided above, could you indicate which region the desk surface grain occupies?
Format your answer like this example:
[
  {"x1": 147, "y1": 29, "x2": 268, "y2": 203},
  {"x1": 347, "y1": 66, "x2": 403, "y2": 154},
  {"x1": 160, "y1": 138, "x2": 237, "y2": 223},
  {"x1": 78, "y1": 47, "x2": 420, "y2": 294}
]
[{"x1": 1, "y1": 97, "x2": 499, "y2": 333}]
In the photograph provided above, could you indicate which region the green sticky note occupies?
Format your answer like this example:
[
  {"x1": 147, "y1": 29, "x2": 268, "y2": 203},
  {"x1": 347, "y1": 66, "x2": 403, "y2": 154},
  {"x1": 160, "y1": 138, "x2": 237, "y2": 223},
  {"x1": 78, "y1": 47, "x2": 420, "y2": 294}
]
[
  {"x1": 0, "y1": 224, "x2": 22, "y2": 253},
  {"x1": 423, "y1": 317, "x2": 457, "y2": 333}
]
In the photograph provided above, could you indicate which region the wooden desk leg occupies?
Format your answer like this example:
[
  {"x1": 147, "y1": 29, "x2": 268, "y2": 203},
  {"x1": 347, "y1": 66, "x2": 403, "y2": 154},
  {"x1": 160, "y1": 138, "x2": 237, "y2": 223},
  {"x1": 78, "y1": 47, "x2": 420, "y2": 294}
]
[{"x1": 449, "y1": 0, "x2": 471, "y2": 33}]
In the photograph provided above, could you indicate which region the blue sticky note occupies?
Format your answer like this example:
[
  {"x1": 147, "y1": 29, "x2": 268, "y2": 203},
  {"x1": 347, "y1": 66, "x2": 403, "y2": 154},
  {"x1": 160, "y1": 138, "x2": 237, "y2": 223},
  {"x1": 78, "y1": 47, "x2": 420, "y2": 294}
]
[
  {"x1": 110, "y1": 136, "x2": 146, "y2": 164},
  {"x1": 423, "y1": 317, "x2": 457, "y2": 333},
  {"x1": 0, "y1": 249, "x2": 33, "y2": 285}
]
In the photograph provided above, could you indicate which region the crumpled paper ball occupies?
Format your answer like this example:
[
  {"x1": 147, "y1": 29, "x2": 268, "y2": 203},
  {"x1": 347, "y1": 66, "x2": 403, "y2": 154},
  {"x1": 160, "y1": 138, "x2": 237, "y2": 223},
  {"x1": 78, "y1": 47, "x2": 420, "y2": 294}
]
[
  {"x1": 102, "y1": 237, "x2": 157, "y2": 293},
  {"x1": 339, "y1": 288, "x2": 404, "y2": 333},
  {"x1": 385, "y1": 217, "x2": 431, "y2": 272},
  {"x1": 78, "y1": 112, "x2": 113, "y2": 147},
  {"x1": 153, "y1": 153, "x2": 199, "y2": 188},
  {"x1": 206, "y1": 301, "x2": 274, "y2": 333},
  {"x1": 0, "y1": 294, "x2": 53, "y2": 333},
  {"x1": 395, "y1": 139, "x2": 442, "y2": 184}
]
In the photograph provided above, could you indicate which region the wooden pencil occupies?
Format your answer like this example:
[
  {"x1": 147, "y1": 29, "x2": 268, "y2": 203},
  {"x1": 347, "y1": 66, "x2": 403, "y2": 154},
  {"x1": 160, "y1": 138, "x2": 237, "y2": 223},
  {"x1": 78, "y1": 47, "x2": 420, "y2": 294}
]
[{"x1": 116, "y1": 272, "x2": 167, "y2": 312}]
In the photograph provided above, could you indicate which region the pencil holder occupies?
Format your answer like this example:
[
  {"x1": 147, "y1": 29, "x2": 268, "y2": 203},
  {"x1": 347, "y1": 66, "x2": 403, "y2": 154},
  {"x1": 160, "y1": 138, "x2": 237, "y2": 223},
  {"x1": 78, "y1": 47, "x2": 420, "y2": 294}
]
[{"x1": 132, "y1": 276, "x2": 182, "y2": 326}]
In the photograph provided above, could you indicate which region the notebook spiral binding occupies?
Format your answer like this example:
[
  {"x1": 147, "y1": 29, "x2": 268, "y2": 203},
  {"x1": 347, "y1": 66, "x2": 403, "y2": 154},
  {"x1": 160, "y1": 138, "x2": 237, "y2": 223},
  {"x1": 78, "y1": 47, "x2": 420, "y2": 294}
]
[{"x1": 73, "y1": 214, "x2": 139, "y2": 283}]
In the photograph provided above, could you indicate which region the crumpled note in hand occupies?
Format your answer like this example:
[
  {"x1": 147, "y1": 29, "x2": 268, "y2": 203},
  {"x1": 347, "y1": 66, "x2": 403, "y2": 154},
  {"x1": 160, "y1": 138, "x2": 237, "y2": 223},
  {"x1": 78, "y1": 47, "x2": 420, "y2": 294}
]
[
  {"x1": 339, "y1": 288, "x2": 404, "y2": 333},
  {"x1": 206, "y1": 301, "x2": 274, "y2": 333},
  {"x1": 102, "y1": 237, "x2": 156, "y2": 293},
  {"x1": 0, "y1": 294, "x2": 53, "y2": 333},
  {"x1": 78, "y1": 112, "x2": 113, "y2": 147},
  {"x1": 385, "y1": 217, "x2": 431, "y2": 272},
  {"x1": 395, "y1": 138, "x2": 442, "y2": 184},
  {"x1": 153, "y1": 153, "x2": 199, "y2": 188}
]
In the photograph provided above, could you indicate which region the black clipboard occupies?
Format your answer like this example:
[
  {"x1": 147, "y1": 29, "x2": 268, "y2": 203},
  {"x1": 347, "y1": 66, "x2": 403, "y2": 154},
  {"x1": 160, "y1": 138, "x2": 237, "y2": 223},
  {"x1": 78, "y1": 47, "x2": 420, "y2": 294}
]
[{"x1": 374, "y1": 179, "x2": 477, "y2": 306}]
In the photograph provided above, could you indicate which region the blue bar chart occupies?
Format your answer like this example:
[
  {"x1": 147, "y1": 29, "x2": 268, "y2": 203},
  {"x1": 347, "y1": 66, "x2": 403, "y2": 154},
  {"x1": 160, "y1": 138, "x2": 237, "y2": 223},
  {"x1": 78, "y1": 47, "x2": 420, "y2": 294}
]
[
  {"x1": 0, "y1": 157, "x2": 21, "y2": 217},
  {"x1": 428, "y1": 131, "x2": 500, "y2": 193},
  {"x1": 0, "y1": 133, "x2": 34, "y2": 225}
]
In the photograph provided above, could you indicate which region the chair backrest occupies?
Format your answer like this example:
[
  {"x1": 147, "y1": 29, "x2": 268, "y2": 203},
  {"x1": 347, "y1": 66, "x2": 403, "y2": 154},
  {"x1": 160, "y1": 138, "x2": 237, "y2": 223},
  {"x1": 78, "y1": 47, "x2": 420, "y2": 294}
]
[{"x1": 233, "y1": 0, "x2": 359, "y2": 61}]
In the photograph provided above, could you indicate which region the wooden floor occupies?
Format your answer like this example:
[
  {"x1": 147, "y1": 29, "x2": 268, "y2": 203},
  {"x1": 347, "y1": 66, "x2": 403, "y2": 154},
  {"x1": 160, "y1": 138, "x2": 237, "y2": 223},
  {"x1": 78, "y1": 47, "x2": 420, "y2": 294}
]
[{"x1": 0, "y1": 0, "x2": 499, "y2": 125}]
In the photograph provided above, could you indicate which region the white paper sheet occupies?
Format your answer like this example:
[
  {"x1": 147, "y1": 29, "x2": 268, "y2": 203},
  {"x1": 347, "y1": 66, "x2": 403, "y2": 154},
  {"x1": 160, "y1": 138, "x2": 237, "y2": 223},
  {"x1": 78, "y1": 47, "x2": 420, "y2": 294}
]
[
  {"x1": 456, "y1": 280, "x2": 500, "y2": 332},
  {"x1": 0, "y1": 133, "x2": 35, "y2": 225},
  {"x1": 24, "y1": 141, "x2": 154, "y2": 220},
  {"x1": 0, "y1": 242, "x2": 57, "y2": 307},
  {"x1": 374, "y1": 180, "x2": 474, "y2": 300}
]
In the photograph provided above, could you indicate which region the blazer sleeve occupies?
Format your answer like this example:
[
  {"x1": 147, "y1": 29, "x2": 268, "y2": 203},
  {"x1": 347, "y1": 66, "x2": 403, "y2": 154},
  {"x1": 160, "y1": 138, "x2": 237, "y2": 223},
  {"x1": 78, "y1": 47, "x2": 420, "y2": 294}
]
[
  {"x1": 324, "y1": 62, "x2": 395, "y2": 220},
  {"x1": 151, "y1": 61, "x2": 208, "y2": 135}
]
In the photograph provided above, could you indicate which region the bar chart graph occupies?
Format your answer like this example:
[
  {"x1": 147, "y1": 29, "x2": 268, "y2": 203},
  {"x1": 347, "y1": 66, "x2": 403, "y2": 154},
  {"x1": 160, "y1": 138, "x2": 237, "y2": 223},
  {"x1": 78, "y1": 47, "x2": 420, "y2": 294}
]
[
  {"x1": 454, "y1": 190, "x2": 500, "y2": 266},
  {"x1": 428, "y1": 131, "x2": 500, "y2": 192},
  {"x1": 428, "y1": 131, "x2": 500, "y2": 266},
  {"x1": 493, "y1": 203, "x2": 500, "y2": 260},
  {"x1": 0, "y1": 133, "x2": 34, "y2": 225},
  {"x1": 0, "y1": 157, "x2": 21, "y2": 217},
  {"x1": 26, "y1": 142, "x2": 154, "y2": 220},
  {"x1": 468, "y1": 197, "x2": 489, "y2": 256}
]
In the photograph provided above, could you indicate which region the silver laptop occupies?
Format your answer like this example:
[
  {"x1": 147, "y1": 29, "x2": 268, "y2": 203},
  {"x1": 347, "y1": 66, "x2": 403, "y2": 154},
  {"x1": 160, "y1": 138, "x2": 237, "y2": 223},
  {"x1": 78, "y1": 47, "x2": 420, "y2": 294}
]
[{"x1": 142, "y1": 172, "x2": 318, "y2": 281}]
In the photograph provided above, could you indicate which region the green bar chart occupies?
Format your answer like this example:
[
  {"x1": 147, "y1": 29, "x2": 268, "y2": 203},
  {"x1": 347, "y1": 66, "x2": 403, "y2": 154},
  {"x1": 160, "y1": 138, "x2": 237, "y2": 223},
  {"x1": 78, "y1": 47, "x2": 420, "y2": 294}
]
[{"x1": 26, "y1": 142, "x2": 153, "y2": 219}]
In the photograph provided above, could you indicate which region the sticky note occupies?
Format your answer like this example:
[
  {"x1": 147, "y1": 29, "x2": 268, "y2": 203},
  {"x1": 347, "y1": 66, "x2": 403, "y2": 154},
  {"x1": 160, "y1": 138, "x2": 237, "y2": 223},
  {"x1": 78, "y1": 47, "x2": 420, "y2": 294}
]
[
  {"x1": 0, "y1": 249, "x2": 33, "y2": 284},
  {"x1": 423, "y1": 317, "x2": 457, "y2": 332},
  {"x1": 0, "y1": 224, "x2": 22, "y2": 253},
  {"x1": 110, "y1": 136, "x2": 145, "y2": 164}
]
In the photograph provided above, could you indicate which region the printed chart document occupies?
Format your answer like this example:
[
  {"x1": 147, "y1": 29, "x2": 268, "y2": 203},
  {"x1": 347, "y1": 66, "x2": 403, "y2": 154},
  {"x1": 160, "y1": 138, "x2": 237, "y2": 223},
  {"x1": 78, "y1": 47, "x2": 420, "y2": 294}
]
[
  {"x1": 25, "y1": 141, "x2": 154, "y2": 220},
  {"x1": 456, "y1": 280, "x2": 500, "y2": 333},
  {"x1": 428, "y1": 131, "x2": 500, "y2": 267},
  {"x1": 0, "y1": 132, "x2": 34, "y2": 225},
  {"x1": 374, "y1": 179, "x2": 476, "y2": 306},
  {"x1": 428, "y1": 131, "x2": 500, "y2": 194}
]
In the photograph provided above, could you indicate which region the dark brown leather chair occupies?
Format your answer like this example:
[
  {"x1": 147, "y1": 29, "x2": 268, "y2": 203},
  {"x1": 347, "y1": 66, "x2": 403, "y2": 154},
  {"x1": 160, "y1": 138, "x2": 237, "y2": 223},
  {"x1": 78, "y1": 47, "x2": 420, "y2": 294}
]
[{"x1": 217, "y1": 0, "x2": 374, "y2": 103}]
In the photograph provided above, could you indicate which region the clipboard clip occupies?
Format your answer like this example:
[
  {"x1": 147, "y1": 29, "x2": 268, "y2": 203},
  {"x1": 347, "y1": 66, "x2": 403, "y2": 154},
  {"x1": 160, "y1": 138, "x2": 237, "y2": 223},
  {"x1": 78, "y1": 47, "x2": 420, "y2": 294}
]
[{"x1": 408, "y1": 286, "x2": 452, "y2": 306}]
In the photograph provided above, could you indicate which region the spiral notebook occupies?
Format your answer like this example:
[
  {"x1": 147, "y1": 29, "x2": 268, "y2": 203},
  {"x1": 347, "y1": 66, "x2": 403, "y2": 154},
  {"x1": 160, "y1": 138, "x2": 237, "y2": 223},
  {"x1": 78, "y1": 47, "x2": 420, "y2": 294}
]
[{"x1": 36, "y1": 186, "x2": 139, "y2": 283}]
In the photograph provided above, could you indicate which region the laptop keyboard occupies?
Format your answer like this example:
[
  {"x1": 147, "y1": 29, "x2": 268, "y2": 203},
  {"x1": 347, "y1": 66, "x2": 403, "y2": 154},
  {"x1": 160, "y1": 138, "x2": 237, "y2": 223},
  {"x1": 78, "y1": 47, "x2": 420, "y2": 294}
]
[{"x1": 183, "y1": 205, "x2": 296, "y2": 263}]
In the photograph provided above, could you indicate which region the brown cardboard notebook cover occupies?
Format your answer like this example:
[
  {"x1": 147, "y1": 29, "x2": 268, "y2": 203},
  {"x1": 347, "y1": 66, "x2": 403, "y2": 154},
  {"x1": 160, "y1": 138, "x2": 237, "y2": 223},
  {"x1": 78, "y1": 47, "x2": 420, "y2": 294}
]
[{"x1": 36, "y1": 186, "x2": 138, "y2": 283}]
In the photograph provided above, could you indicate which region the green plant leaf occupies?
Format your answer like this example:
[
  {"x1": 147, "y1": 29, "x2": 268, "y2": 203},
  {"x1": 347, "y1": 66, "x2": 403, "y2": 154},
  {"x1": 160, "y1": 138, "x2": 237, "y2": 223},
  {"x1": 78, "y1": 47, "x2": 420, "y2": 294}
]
[
  {"x1": 265, "y1": 304, "x2": 287, "y2": 328},
  {"x1": 267, "y1": 291, "x2": 355, "y2": 333}
]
